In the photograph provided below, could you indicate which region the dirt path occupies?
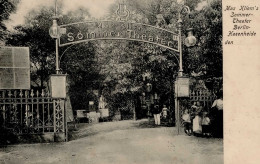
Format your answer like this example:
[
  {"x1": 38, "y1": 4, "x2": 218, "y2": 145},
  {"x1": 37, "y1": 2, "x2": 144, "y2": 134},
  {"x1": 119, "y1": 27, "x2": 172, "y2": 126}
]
[{"x1": 0, "y1": 120, "x2": 223, "y2": 164}]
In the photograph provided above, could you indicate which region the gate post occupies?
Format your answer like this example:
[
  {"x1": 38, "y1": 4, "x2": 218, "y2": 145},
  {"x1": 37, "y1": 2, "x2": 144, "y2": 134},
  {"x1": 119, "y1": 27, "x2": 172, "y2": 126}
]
[
  {"x1": 50, "y1": 74, "x2": 67, "y2": 142},
  {"x1": 174, "y1": 77, "x2": 190, "y2": 135},
  {"x1": 53, "y1": 99, "x2": 66, "y2": 141},
  {"x1": 174, "y1": 83, "x2": 179, "y2": 134}
]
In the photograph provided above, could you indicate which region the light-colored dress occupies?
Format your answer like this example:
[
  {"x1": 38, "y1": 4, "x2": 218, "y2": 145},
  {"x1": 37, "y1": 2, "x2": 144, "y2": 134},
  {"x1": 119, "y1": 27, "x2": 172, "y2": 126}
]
[
  {"x1": 193, "y1": 116, "x2": 202, "y2": 133},
  {"x1": 193, "y1": 106, "x2": 203, "y2": 134},
  {"x1": 162, "y1": 107, "x2": 168, "y2": 117},
  {"x1": 202, "y1": 117, "x2": 210, "y2": 125},
  {"x1": 182, "y1": 113, "x2": 191, "y2": 123}
]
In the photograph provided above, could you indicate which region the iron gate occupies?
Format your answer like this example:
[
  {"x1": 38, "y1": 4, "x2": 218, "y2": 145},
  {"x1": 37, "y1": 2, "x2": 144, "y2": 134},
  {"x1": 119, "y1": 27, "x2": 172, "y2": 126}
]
[{"x1": 0, "y1": 89, "x2": 66, "y2": 142}]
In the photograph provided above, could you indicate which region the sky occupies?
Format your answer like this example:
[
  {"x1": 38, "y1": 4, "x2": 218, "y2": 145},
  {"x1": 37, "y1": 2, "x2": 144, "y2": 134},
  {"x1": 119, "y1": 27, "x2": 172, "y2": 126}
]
[
  {"x1": 5, "y1": 0, "x2": 116, "y2": 30},
  {"x1": 5, "y1": 0, "x2": 207, "y2": 30}
]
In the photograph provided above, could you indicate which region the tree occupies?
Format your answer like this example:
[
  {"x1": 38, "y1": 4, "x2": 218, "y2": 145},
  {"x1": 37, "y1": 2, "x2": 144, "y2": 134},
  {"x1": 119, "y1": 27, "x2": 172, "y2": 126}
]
[
  {"x1": 4, "y1": 0, "x2": 223, "y2": 116},
  {"x1": 60, "y1": 41, "x2": 99, "y2": 110},
  {"x1": 99, "y1": 0, "x2": 222, "y2": 118},
  {"x1": 0, "y1": 0, "x2": 17, "y2": 43},
  {"x1": 5, "y1": 5, "x2": 99, "y2": 110},
  {"x1": 120, "y1": 0, "x2": 222, "y2": 79},
  {"x1": 119, "y1": 0, "x2": 222, "y2": 80},
  {"x1": 184, "y1": 0, "x2": 222, "y2": 79},
  {"x1": 5, "y1": 4, "x2": 94, "y2": 89},
  {"x1": 6, "y1": 6, "x2": 56, "y2": 88}
]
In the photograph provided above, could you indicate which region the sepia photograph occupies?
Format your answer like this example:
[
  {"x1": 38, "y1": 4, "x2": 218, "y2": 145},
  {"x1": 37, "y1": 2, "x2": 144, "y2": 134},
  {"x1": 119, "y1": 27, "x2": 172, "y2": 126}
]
[{"x1": 3, "y1": 0, "x2": 254, "y2": 163}]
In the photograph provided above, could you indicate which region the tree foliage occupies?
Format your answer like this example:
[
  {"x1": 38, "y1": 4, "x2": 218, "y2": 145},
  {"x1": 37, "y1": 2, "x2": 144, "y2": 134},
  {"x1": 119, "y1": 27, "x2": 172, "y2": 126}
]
[
  {"x1": 184, "y1": 0, "x2": 222, "y2": 78},
  {"x1": 4, "y1": 0, "x2": 222, "y2": 114},
  {"x1": 5, "y1": 5, "x2": 94, "y2": 89},
  {"x1": 99, "y1": 0, "x2": 222, "y2": 115},
  {"x1": 6, "y1": 6, "x2": 56, "y2": 88},
  {"x1": 0, "y1": 0, "x2": 17, "y2": 42},
  {"x1": 5, "y1": 2, "x2": 96, "y2": 110}
]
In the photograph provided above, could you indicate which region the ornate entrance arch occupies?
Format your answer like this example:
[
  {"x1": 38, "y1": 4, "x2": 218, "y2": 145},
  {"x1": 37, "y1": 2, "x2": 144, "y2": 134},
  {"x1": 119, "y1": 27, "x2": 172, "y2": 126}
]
[
  {"x1": 59, "y1": 21, "x2": 180, "y2": 53},
  {"x1": 47, "y1": 2, "x2": 195, "y2": 139},
  {"x1": 49, "y1": 2, "x2": 194, "y2": 74},
  {"x1": 57, "y1": 20, "x2": 181, "y2": 65}
]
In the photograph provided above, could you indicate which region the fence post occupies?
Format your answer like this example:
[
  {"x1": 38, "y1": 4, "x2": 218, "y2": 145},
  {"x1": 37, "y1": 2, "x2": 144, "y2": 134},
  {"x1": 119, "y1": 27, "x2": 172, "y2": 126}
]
[
  {"x1": 53, "y1": 99, "x2": 66, "y2": 142},
  {"x1": 174, "y1": 81, "x2": 179, "y2": 134}
]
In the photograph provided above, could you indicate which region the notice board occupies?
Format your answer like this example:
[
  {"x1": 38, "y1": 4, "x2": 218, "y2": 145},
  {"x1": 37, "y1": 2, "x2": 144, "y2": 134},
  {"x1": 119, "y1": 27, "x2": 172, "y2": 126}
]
[
  {"x1": 176, "y1": 77, "x2": 190, "y2": 97},
  {"x1": 50, "y1": 74, "x2": 67, "y2": 98},
  {"x1": 0, "y1": 47, "x2": 30, "y2": 89}
]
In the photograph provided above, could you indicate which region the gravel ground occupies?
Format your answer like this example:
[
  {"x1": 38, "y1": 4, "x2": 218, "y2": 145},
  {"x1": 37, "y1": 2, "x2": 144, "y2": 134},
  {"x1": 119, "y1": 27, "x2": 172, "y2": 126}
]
[{"x1": 0, "y1": 119, "x2": 223, "y2": 164}]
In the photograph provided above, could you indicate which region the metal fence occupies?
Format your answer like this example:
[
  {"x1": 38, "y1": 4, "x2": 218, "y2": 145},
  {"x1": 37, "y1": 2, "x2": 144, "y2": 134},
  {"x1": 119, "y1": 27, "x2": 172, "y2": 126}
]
[
  {"x1": 0, "y1": 89, "x2": 54, "y2": 134},
  {"x1": 190, "y1": 89, "x2": 216, "y2": 111}
]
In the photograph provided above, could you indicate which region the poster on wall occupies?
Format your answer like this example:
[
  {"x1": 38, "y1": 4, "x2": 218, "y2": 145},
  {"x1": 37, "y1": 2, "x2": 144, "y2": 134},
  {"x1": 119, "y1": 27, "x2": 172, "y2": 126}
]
[
  {"x1": 176, "y1": 77, "x2": 190, "y2": 97},
  {"x1": 0, "y1": 47, "x2": 30, "y2": 89}
]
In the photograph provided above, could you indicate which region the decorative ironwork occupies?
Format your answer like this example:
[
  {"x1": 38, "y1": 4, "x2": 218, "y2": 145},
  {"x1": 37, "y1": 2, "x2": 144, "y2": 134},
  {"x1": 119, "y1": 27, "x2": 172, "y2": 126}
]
[
  {"x1": 116, "y1": 2, "x2": 130, "y2": 21},
  {"x1": 53, "y1": 99, "x2": 65, "y2": 133},
  {"x1": 59, "y1": 21, "x2": 180, "y2": 53},
  {"x1": 178, "y1": 83, "x2": 216, "y2": 128},
  {"x1": 0, "y1": 89, "x2": 54, "y2": 134}
]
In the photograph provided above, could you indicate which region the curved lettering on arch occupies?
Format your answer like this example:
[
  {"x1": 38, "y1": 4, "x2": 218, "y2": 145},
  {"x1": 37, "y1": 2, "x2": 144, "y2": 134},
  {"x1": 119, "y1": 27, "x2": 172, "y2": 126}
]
[{"x1": 59, "y1": 21, "x2": 180, "y2": 52}]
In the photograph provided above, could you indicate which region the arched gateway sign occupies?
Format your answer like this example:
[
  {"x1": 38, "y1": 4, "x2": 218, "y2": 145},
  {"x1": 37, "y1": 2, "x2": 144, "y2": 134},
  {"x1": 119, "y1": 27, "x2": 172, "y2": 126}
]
[{"x1": 59, "y1": 21, "x2": 180, "y2": 52}]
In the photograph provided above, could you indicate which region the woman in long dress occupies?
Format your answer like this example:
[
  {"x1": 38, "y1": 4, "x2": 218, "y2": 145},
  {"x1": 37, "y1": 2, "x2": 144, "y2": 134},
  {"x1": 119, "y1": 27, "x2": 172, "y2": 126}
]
[
  {"x1": 211, "y1": 93, "x2": 223, "y2": 138},
  {"x1": 192, "y1": 101, "x2": 203, "y2": 136}
]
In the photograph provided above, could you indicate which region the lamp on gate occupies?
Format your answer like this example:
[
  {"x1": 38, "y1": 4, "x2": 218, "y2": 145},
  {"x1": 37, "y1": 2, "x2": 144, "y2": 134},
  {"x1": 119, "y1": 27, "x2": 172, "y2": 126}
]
[
  {"x1": 49, "y1": 17, "x2": 61, "y2": 39},
  {"x1": 177, "y1": 5, "x2": 197, "y2": 77},
  {"x1": 175, "y1": 3, "x2": 197, "y2": 135},
  {"x1": 185, "y1": 28, "x2": 197, "y2": 47},
  {"x1": 49, "y1": 0, "x2": 61, "y2": 74}
]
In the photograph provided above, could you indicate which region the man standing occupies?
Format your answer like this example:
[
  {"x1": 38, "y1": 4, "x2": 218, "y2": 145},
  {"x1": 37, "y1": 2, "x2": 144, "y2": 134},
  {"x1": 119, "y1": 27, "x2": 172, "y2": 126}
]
[{"x1": 153, "y1": 102, "x2": 161, "y2": 126}]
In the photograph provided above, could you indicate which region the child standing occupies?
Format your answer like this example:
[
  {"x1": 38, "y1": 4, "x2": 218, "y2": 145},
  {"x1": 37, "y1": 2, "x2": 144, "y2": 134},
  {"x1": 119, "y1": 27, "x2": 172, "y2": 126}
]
[
  {"x1": 202, "y1": 111, "x2": 211, "y2": 137},
  {"x1": 182, "y1": 109, "x2": 192, "y2": 136},
  {"x1": 162, "y1": 105, "x2": 168, "y2": 119},
  {"x1": 192, "y1": 101, "x2": 203, "y2": 136}
]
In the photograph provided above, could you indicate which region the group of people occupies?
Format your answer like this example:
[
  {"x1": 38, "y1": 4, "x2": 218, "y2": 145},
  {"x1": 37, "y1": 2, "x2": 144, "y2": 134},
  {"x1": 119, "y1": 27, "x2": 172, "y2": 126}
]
[
  {"x1": 182, "y1": 93, "x2": 223, "y2": 138},
  {"x1": 149, "y1": 93, "x2": 223, "y2": 138}
]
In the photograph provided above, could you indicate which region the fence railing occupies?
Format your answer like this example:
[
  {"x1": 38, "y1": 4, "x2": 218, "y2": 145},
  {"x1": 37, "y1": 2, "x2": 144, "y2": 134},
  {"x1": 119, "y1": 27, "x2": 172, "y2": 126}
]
[
  {"x1": 190, "y1": 89, "x2": 216, "y2": 111},
  {"x1": 178, "y1": 88, "x2": 216, "y2": 128},
  {"x1": 0, "y1": 89, "x2": 54, "y2": 134}
]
